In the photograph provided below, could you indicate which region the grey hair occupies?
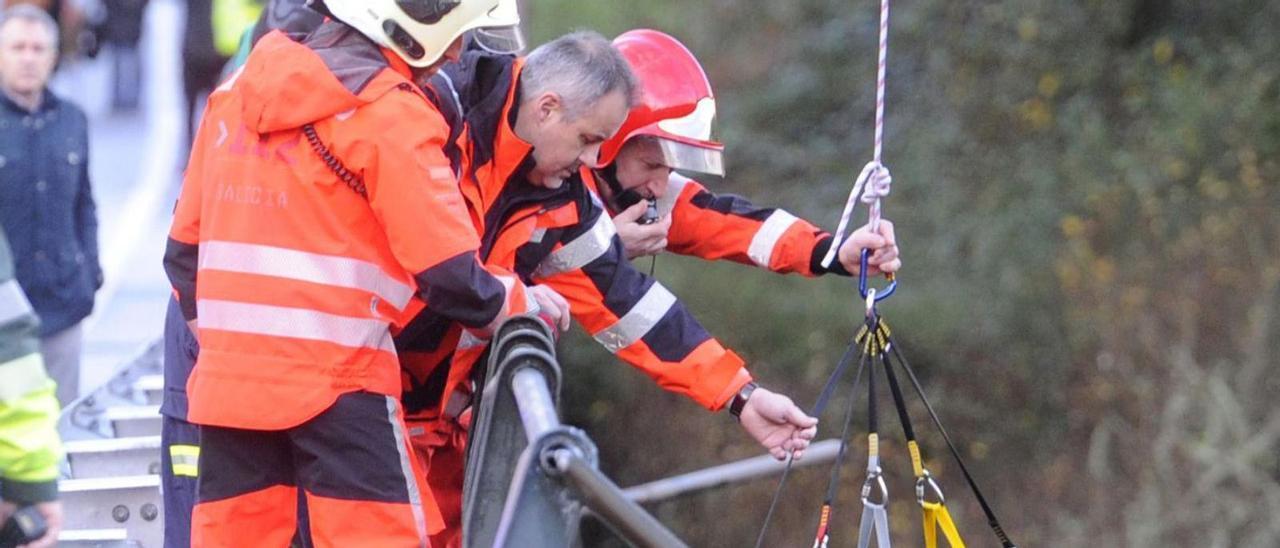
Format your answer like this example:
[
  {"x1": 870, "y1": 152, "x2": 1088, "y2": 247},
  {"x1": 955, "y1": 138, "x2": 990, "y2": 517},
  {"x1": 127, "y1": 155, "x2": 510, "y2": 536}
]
[
  {"x1": 521, "y1": 30, "x2": 638, "y2": 119},
  {"x1": 0, "y1": 4, "x2": 60, "y2": 50}
]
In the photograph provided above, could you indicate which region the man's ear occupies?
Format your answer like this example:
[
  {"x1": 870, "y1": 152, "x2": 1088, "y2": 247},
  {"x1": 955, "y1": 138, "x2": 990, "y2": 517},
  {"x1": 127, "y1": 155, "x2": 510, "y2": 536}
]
[{"x1": 536, "y1": 92, "x2": 563, "y2": 123}]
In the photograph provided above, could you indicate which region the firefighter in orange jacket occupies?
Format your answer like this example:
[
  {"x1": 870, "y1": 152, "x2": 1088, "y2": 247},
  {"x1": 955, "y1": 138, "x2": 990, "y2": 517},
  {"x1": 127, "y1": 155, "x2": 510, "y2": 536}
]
[
  {"x1": 161, "y1": 1, "x2": 574, "y2": 545},
  {"x1": 594, "y1": 29, "x2": 901, "y2": 278},
  {"x1": 399, "y1": 31, "x2": 833, "y2": 547}
]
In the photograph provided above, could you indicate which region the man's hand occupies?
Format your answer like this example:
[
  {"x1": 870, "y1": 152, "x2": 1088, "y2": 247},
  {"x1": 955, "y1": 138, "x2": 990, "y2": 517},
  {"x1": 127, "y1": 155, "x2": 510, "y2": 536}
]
[
  {"x1": 837, "y1": 219, "x2": 901, "y2": 276},
  {"x1": 527, "y1": 284, "x2": 571, "y2": 332},
  {"x1": 0, "y1": 501, "x2": 63, "y2": 548},
  {"x1": 613, "y1": 201, "x2": 671, "y2": 259},
  {"x1": 738, "y1": 387, "x2": 819, "y2": 460}
]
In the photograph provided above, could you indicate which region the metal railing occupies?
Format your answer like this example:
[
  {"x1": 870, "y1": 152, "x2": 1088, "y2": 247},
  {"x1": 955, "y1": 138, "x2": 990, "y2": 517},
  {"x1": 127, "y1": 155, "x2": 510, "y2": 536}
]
[
  {"x1": 462, "y1": 316, "x2": 850, "y2": 547},
  {"x1": 622, "y1": 439, "x2": 842, "y2": 505}
]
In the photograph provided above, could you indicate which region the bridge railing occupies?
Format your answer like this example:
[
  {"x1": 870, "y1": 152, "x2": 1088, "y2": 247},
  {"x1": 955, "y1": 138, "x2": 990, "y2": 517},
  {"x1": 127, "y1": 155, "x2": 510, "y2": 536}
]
[{"x1": 462, "y1": 315, "x2": 687, "y2": 548}]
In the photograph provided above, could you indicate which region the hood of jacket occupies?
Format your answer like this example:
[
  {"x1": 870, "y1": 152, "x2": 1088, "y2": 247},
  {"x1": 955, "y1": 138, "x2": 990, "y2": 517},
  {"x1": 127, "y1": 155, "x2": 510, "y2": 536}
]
[{"x1": 232, "y1": 21, "x2": 416, "y2": 134}]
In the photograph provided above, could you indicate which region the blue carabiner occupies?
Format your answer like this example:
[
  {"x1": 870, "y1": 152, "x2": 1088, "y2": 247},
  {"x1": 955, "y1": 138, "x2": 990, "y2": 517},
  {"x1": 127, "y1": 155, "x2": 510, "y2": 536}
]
[{"x1": 859, "y1": 248, "x2": 898, "y2": 302}]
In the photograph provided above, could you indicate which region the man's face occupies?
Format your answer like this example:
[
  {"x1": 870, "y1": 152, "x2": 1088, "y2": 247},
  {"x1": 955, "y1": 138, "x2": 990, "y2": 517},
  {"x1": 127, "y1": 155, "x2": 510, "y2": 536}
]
[
  {"x1": 0, "y1": 19, "x2": 57, "y2": 98},
  {"x1": 525, "y1": 90, "x2": 629, "y2": 189},
  {"x1": 412, "y1": 36, "x2": 465, "y2": 86},
  {"x1": 612, "y1": 138, "x2": 673, "y2": 200}
]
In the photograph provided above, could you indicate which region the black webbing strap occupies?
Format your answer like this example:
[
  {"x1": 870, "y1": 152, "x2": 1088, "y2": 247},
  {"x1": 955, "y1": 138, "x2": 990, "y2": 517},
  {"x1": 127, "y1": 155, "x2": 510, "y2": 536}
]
[
  {"x1": 825, "y1": 348, "x2": 871, "y2": 504},
  {"x1": 880, "y1": 337, "x2": 917, "y2": 449},
  {"x1": 885, "y1": 333, "x2": 1018, "y2": 548},
  {"x1": 866, "y1": 343, "x2": 879, "y2": 451}
]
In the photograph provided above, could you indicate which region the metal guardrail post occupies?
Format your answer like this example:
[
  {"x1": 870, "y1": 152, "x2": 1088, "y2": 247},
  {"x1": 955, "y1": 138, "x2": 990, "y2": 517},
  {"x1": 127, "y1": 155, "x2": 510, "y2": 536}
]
[
  {"x1": 551, "y1": 449, "x2": 687, "y2": 548},
  {"x1": 462, "y1": 315, "x2": 688, "y2": 548},
  {"x1": 462, "y1": 316, "x2": 565, "y2": 548}
]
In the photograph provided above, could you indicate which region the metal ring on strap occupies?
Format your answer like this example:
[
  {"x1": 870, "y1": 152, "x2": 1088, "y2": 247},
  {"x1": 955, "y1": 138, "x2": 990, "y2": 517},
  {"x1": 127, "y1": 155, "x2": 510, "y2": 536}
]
[
  {"x1": 915, "y1": 469, "x2": 946, "y2": 506},
  {"x1": 860, "y1": 466, "x2": 889, "y2": 507}
]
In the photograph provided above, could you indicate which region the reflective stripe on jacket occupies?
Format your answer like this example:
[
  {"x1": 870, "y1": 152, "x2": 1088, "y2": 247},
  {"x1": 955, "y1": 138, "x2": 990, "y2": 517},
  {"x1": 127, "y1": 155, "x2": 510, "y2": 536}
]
[{"x1": 589, "y1": 172, "x2": 849, "y2": 277}]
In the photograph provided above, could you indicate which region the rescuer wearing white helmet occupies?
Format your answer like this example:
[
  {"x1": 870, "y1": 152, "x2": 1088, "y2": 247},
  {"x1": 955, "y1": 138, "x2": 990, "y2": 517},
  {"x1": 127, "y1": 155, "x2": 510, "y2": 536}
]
[{"x1": 164, "y1": 1, "x2": 574, "y2": 545}]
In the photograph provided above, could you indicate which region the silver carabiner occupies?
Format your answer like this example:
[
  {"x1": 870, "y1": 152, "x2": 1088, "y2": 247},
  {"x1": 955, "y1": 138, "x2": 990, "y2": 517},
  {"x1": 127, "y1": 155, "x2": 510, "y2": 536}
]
[
  {"x1": 860, "y1": 466, "x2": 889, "y2": 506},
  {"x1": 865, "y1": 287, "x2": 877, "y2": 318},
  {"x1": 915, "y1": 469, "x2": 946, "y2": 506}
]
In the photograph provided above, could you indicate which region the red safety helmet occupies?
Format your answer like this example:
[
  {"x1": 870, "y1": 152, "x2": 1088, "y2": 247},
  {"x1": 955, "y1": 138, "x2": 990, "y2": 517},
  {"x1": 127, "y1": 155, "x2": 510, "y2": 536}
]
[{"x1": 595, "y1": 29, "x2": 724, "y2": 176}]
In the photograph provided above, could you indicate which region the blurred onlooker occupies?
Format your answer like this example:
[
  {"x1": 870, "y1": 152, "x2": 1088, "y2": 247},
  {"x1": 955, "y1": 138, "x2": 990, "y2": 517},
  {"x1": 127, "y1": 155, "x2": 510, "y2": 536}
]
[
  {"x1": 181, "y1": 0, "x2": 258, "y2": 148},
  {"x1": 3, "y1": 0, "x2": 90, "y2": 62},
  {"x1": 101, "y1": 0, "x2": 148, "y2": 111},
  {"x1": 0, "y1": 224, "x2": 64, "y2": 548},
  {"x1": 210, "y1": 0, "x2": 257, "y2": 58},
  {"x1": 0, "y1": 4, "x2": 102, "y2": 408},
  {"x1": 221, "y1": 0, "x2": 314, "y2": 74},
  {"x1": 180, "y1": 0, "x2": 219, "y2": 148}
]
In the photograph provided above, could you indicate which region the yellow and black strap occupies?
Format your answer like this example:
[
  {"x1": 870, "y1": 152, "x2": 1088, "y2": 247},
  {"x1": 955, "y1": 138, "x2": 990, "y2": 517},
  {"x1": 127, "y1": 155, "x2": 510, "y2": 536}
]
[
  {"x1": 884, "y1": 329, "x2": 1017, "y2": 548},
  {"x1": 881, "y1": 335, "x2": 965, "y2": 548}
]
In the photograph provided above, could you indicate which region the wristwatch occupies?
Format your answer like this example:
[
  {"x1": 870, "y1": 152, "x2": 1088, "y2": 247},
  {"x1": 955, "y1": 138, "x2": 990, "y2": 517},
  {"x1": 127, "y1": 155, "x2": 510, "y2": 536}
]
[{"x1": 729, "y1": 381, "x2": 759, "y2": 421}]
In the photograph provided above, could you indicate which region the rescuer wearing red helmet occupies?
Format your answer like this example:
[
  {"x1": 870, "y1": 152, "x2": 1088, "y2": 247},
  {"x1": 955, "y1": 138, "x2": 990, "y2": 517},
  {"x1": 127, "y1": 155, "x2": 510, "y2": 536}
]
[{"x1": 593, "y1": 29, "x2": 900, "y2": 277}]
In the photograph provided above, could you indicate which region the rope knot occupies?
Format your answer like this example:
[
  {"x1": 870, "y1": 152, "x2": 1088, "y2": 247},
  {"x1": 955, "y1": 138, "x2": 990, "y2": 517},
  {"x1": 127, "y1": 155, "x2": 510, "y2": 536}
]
[{"x1": 860, "y1": 162, "x2": 892, "y2": 205}]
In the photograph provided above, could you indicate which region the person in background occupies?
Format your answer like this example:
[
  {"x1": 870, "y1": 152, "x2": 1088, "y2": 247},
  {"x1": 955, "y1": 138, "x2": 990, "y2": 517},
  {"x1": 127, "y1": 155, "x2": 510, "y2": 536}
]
[
  {"x1": 178, "y1": 0, "x2": 217, "y2": 149},
  {"x1": 180, "y1": 0, "x2": 261, "y2": 149},
  {"x1": 221, "y1": 0, "x2": 318, "y2": 75},
  {"x1": 1, "y1": 0, "x2": 87, "y2": 63},
  {"x1": 0, "y1": 4, "x2": 102, "y2": 408},
  {"x1": 0, "y1": 224, "x2": 64, "y2": 548},
  {"x1": 101, "y1": 0, "x2": 149, "y2": 111},
  {"x1": 181, "y1": 0, "x2": 216, "y2": 145}
]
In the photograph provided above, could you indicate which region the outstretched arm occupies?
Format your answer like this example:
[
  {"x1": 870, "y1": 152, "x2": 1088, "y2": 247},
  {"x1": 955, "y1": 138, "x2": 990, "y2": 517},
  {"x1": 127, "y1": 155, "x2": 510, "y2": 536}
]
[{"x1": 535, "y1": 205, "x2": 817, "y2": 456}]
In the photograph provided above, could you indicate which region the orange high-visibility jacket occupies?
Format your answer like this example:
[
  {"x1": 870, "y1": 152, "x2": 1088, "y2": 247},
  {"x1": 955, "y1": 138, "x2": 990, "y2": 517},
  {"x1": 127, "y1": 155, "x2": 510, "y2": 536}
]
[
  {"x1": 163, "y1": 26, "x2": 533, "y2": 431},
  {"x1": 398, "y1": 52, "x2": 751, "y2": 419},
  {"x1": 586, "y1": 172, "x2": 851, "y2": 277}
]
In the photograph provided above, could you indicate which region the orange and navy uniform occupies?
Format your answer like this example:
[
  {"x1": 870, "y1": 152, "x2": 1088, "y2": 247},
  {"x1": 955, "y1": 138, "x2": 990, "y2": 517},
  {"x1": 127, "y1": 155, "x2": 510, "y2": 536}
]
[
  {"x1": 399, "y1": 51, "x2": 753, "y2": 547},
  {"x1": 590, "y1": 172, "x2": 853, "y2": 278},
  {"x1": 163, "y1": 24, "x2": 535, "y2": 545}
]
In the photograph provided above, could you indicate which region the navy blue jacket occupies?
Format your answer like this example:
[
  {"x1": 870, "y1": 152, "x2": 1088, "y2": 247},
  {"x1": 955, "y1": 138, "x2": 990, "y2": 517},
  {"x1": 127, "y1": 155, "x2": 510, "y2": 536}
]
[{"x1": 0, "y1": 90, "x2": 102, "y2": 336}]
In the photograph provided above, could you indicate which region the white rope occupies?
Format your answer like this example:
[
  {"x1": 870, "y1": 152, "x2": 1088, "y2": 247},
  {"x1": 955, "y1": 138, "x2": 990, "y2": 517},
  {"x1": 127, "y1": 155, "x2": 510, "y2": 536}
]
[{"x1": 821, "y1": 0, "x2": 893, "y2": 269}]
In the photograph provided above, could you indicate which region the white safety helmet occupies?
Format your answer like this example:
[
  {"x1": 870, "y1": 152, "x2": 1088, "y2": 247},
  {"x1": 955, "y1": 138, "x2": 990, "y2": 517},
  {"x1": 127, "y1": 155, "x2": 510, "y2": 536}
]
[{"x1": 319, "y1": 0, "x2": 524, "y2": 68}]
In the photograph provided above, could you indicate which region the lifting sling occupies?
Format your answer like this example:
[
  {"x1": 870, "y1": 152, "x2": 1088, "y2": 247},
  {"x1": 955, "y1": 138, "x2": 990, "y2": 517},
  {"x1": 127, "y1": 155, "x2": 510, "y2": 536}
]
[{"x1": 754, "y1": 0, "x2": 1018, "y2": 545}]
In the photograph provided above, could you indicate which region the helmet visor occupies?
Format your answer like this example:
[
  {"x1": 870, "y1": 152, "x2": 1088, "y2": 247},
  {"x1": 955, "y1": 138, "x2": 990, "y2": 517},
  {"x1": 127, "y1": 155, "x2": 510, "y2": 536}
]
[
  {"x1": 471, "y1": 26, "x2": 525, "y2": 55},
  {"x1": 659, "y1": 139, "x2": 724, "y2": 177}
]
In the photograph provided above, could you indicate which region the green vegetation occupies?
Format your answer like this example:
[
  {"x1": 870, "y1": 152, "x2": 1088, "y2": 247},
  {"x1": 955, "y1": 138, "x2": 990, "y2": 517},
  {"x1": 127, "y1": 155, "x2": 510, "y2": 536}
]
[{"x1": 529, "y1": 1, "x2": 1280, "y2": 546}]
